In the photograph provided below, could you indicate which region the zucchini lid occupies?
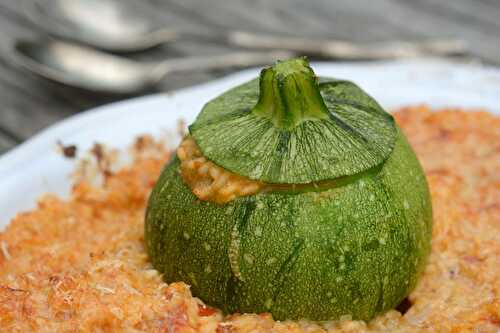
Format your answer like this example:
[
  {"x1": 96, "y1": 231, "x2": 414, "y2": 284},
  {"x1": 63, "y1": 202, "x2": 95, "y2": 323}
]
[{"x1": 189, "y1": 58, "x2": 397, "y2": 184}]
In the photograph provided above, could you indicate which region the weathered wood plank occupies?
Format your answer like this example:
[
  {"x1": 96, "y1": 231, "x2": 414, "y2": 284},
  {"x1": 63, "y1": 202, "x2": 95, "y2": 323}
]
[
  {"x1": 393, "y1": 0, "x2": 500, "y2": 64},
  {"x1": 406, "y1": 0, "x2": 500, "y2": 30}
]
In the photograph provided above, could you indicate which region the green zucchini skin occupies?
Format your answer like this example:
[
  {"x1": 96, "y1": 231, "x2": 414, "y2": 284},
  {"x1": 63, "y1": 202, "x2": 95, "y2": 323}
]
[{"x1": 145, "y1": 127, "x2": 432, "y2": 321}]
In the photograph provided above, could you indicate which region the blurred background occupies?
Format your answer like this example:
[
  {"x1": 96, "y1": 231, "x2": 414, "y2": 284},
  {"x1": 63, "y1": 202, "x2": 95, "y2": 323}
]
[{"x1": 0, "y1": 0, "x2": 499, "y2": 155}]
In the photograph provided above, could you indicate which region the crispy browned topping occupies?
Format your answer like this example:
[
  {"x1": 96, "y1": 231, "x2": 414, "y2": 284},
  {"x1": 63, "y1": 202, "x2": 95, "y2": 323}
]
[{"x1": 0, "y1": 106, "x2": 499, "y2": 332}]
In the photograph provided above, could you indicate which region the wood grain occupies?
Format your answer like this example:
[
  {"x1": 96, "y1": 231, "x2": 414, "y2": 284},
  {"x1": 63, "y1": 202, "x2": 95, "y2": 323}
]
[{"x1": 0, "y1": 0, "x2": 499, "y2": 155}]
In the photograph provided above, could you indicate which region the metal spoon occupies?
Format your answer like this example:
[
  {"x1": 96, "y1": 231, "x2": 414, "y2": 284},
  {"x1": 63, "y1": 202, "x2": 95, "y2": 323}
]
[
  {"x1": 11, "y1": 38, "x2": 294, "y2": 94},
  {"x1": 25, "y1": 0, "x2": 468, "y2": 58},
  {"x1": 24, "y1": 0, "x2": 177, "y2": 52}
]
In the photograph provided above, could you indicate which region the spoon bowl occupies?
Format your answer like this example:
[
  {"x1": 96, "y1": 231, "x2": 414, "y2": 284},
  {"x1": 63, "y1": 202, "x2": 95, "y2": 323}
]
[
  {"x1": 13, "y1": 39, "x2": 153, "y2": 93},
  {"x1": 25, "y1": 0, "x2": 177, "y2": 52}
]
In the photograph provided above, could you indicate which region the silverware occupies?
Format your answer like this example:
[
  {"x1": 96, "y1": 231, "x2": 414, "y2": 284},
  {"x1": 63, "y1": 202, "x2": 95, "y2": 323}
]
[
  {"x1": 228, "y1": 31, "x2": 467, "y2": 60},
  {"x1": 25, "y1": 0, "x2": 468, "y2": 58},
  {"x1": 11, "y1": 38, "x2": 294, "y2": 94},
  {"x1": 24, "y1": 0, "x2": 178, "y2": 52}
]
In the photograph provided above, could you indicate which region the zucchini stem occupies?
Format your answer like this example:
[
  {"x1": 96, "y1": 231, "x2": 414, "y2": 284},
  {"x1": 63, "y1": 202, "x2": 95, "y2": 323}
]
[{"x1": 252, "y1": 58, "x2": 330, "y2": 130}]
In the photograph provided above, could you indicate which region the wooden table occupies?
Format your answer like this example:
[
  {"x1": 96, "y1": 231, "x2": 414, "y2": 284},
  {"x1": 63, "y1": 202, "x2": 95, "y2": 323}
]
[{"x1": 1, "y1": 0, "x2": 499, "y2": 155}]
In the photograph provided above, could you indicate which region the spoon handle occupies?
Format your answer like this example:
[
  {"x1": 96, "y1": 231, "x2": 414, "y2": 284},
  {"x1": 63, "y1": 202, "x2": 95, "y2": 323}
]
[
  {"x1": 151, "y1": 50, "x2": 295, "y2": 80},
  {"x1": 225, "y1": 31, "x2": 467, "y2": 59}
]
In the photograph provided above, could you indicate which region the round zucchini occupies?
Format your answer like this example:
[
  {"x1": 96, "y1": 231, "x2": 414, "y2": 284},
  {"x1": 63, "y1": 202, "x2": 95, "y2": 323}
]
[{"x1": 145, "y1": 58, "x2": 432, "y2": 321}]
